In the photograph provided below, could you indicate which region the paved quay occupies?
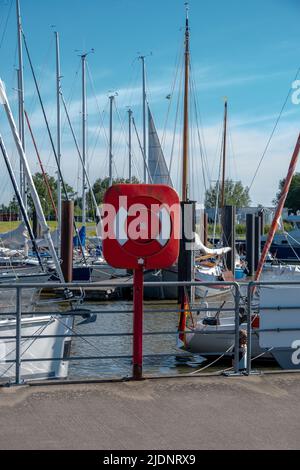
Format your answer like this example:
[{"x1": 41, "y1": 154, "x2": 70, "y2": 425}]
[{"x1": 0, "y1": 374, "x2": 300, "y2": 450}]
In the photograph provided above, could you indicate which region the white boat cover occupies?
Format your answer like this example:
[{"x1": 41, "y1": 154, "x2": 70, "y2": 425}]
[{"x1": 36, "y1": 229, "x2": 59, "y2": 248}]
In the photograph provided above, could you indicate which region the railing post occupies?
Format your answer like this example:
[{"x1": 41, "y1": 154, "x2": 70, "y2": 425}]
[
  {"x1": 233, "y1": 283, "x2": 241, "y2": 374},
  {"x1": 246, "y1": 282, "x2": 254, "y2": 375},
  {"x1": 15, "y1": 287, "x2": 22, "y2": 385},
  {"x1": 133, "y1": 267, "x2": 144, "y2": 380}
]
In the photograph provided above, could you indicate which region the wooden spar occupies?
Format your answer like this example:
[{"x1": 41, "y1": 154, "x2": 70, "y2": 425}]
[
  {"x1": 181, "y1": 8, "x2": 190, "y2": 201},
  {"x1": 24, "y1": 110, "x2": 58, "y2": 219},
  {"x1": 255, "y1": 132, "x2": 300, "y2": 281},
  {"x1": 220, "y1": 99, "x2": 228, "y2": 208}
]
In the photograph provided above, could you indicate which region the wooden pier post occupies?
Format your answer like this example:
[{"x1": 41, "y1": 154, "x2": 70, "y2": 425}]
[
  {"x1": 61, "y1": 200, "x2": 74, "y2": 282},
  {"x1": 246, "y1": 213, "x2": 255, "y2": 276},
  {"x1": 254, "y1": 215, "x2": 261, "y2": 272},
  {"x1": 178, "y1": 201, "x2": 196, "y2": 303}
]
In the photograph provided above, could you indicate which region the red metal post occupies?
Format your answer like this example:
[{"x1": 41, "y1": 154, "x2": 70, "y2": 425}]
[
  {"x1": 255, "y1": 132, "x2": 300, "y2": 281},
  {"x1": 133, "y1": 267, "x2": 144, "y2": 380}
]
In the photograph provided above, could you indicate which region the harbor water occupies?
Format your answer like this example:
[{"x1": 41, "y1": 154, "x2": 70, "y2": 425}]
[{"x1": 68, "y1": 300, "x2": 188, "y2": 379}]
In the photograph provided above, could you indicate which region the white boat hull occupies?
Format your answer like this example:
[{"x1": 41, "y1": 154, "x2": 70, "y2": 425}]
[
  {"x1": 185, "y1": 316, "x2": 269, "y2": 358},
  {"x1": 0, "y1": 314, "x2": 73, "y2": 381}
]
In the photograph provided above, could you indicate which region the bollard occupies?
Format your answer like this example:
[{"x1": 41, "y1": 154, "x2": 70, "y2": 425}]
[{"x1": 61, "y1": 200, "x2": 74, "y2": 282}]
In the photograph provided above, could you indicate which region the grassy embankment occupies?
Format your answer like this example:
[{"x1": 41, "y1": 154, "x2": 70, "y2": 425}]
[
  {"x1": 0, "y1": 221, "x2": 97, "y2": 235},
  {"x1": 0, "y1": 221, "x2": 293, "y2": 237}
]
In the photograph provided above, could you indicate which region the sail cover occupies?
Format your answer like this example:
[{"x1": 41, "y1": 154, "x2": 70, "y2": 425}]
[
  {"x1": 0, "y1": 222, "x2": 28, "y2": 249},
  {"x1": 148, "y1": 107, "x2": 172, "y2": 186}
]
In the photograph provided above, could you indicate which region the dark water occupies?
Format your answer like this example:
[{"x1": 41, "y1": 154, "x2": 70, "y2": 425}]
[{"x1": 68, "y1": 300, "x2": 190, "y2": 379}]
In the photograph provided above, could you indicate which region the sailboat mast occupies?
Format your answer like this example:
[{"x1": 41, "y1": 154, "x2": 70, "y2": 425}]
[
  {"x1": 255, "y1": 132, "x2": 300, "y2": 281},
  {"x1": 220, "y1": 99, "x2": 228, "y2": 208},
  {"x1": 140, "y1": 55, "x2": 147, "y2": 183},
  {"x1": 0, "y1": 80, "x2": 65, "y2": 282},
  {"x1": 55, "y1": 31, "x2": 62, "y2": 255},
  {"x1": 81, "y1": 53, "x2": 87, "y2": 227},
  {"x1": 0, "y1": 134, "x2": 44, "y2": 271},
  {"x1": 109, "y1": 94, "x2": 114, "y2": 187},
  {"x1": 16, "y1": 0, "x2": 26, "y2": 208},
  {"x1": 128, "y1": 108, "x2": 133, "y2": 182},
  {"x1": 182, "y1": 4, "x2": 190, "y2": 201}
]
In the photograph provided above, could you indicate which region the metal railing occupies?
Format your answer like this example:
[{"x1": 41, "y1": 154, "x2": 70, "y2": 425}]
[
  {"x1": 0, "y1": 280, "x2": 240, "y2": 385},
  {"x1": 0, "y1": 279, "x2": 299, "y2": 385}
]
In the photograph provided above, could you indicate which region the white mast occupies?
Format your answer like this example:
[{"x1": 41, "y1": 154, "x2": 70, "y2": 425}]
[
  {"x1": 0, "y1": 80, "x2": 65, "y2": 282},
  {"x1": 16, "y1": 0, "x2": 26, "y2": 208},
  {"x1": 109, "y1": 94, "x2": 114, "y2": 187},
  {"x1": 55, "y1": 31, "x2": 62, "y2": 255},
  {"x1": 60, "y1": 92, "x2": 102, "y2": 236},
  {"x1": 139, "y1": 55, "x2": 147, "y2": 183},
  {"x1": 128, "y1": 108, "x2": 132, "y2": 182},
  {"x1": 81, "y1": 53, "x2": 87, "y2": 228}
]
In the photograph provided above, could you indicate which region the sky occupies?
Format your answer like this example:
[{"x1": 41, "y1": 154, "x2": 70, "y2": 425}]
[{"x1": 0, "y1": 0, "x2": 300, "y2": 207}]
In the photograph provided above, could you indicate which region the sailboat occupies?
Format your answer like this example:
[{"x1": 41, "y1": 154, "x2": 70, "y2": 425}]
[
  {"x1": 261, "y1": 214, "x2": 300, "y2": 261},
  {"x1": 0, "y1": 77, "x2": 73, "y2": 381},
  {"x1": 141, "y1": 104, "x2": 178, "y2": 299},
  {"x1": 185, "y1": 131, "x2": 300, "y2": 365}
]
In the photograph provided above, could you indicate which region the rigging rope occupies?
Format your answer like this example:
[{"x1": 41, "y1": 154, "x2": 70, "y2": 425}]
[
  {"x1": 0, "y1": 0, "x2": 13, "y2": 51},
  {"x1": 24, "y1": 110, "x2": 58, "y2": 218},
  {"x1": 22, "y1": 32, "x2": 87, "y2": 264},
  {"x1": 249, "y1": 65, "x2": 300, "y2": 191}
]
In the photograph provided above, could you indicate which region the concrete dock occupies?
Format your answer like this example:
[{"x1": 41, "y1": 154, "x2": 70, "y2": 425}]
[{"x1": 0, "y1": 374, "x2": 300, "y2": 450}]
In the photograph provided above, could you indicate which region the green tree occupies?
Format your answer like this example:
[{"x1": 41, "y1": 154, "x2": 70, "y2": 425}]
[
  {"x1": 205, "y1": 179, "x2": 251, "y2": 208},
  {"x1": 274, "y1": 172, "x2": 300, "y2": 214},
  {"x1": 88, "y1": 176, "x2": 140, "y2": 206},
  {"x1": 26, "y1": 172, "x2": 75, "y2": 219},
  {"x1": 8, "y1": 196, "x2": 20, "y2": 214}
]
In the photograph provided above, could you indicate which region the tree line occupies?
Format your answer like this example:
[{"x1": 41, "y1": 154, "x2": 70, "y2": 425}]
[{"x1": 1, "y1": 172, "x2": 300, "y2": 218}]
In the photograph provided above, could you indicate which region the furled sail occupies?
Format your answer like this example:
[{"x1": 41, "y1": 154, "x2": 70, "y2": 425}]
[{"x1": 148, "y1": 107, "x2": 172, "y2": 186}]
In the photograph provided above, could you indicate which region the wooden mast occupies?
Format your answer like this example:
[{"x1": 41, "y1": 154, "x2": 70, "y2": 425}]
[
  {"x1": 182, "y1": 3, "x2": 190, "y2": 201},
  {"x1": 255, "y1": 132, "x2": 300, "y2": 281},
  {"x1": 220, "y1": 99, "x2": 228, "y2": 208}
]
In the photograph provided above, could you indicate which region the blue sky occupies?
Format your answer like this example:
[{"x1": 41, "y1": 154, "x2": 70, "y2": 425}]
[{"x1": 0, "y1": 0, "x2": 300, "y2": 207}]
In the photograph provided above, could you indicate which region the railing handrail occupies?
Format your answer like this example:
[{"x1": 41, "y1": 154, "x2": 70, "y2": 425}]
[
  {"x1": 1, "y1": 279, "x2": 300, "y2": 290},
  {"x1": 0, "y1": 280, "x2": 241, "y2": 289}
]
